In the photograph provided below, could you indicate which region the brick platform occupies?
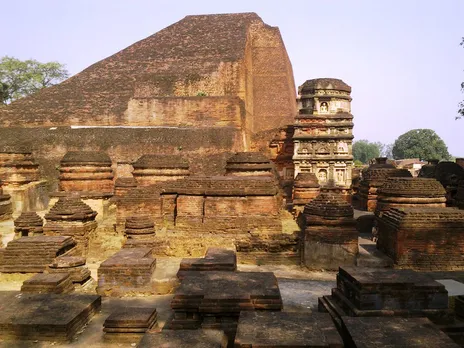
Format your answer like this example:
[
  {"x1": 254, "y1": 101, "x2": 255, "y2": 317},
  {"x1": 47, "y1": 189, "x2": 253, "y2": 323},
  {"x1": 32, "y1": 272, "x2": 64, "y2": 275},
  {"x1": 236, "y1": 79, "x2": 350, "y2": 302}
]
[
  {"x1": 341, "y1": 317, "x2": 459, "y2": 348},
  {"x1": 97, "y1": 248, "x2": 156, "y2": 296},
  {"x1": 104, "y1": 307, "x2": 158, "y2": 333},
  {"x1": 376, "y1": 207, "x2": 464, "y2": 270},
  {"x1": 21, "y1": 273, "x2": 74, "y2": 294},
  {"x1": 177, "y1": 247, "x2": 237, "y2": 279},
  {"x1": 46, "y1": 255, "x2": 91, "y2": 284},
  {"x1": 0, "y1": 292, "x2": 101, "y2": 342},
  {"x1": 0, "y1": 235, "x2": 76, "y2": 273},
  {"x1": 235, "y1": 311, "x2": 343, "y2": 347},
  {"x1": 318, "y1": 267, "x2": 452, "y2": 327},
  {"x1": 138, "y1": 330, "x2": 227, "y2": 348},
  {"x1": 168, "y1": 271, "x2": 282, "y2": 345}
]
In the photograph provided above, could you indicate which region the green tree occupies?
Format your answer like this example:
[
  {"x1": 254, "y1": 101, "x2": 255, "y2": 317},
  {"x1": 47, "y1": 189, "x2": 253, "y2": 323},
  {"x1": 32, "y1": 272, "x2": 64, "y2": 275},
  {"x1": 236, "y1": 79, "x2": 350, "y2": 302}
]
[
  {"x1": 392, "y1": 129, "x2": 451, "y2": 160},
  {"x1": 0, "y1": 56, "x2": 69, "y2": 104},
  {"x1": 352, "y1": 140, "x2": 381, "y2": 164},
  {"x1": 459, "y1": 38, "x2": 464, "y2": 119}
]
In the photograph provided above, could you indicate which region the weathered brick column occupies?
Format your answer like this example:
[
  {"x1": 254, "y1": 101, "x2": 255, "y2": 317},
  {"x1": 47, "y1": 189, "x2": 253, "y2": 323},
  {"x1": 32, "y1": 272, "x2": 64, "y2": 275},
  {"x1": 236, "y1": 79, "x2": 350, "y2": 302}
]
[{"x1": 301, "y1": 191, "x2": 358, "y2": 269}]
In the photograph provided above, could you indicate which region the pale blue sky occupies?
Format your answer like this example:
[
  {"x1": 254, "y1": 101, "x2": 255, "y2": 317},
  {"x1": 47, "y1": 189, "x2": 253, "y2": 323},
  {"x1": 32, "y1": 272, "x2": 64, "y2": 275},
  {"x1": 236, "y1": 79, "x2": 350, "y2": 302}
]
[{"x1": 2, "y1": 0, "x2": 463, "y2": 156}]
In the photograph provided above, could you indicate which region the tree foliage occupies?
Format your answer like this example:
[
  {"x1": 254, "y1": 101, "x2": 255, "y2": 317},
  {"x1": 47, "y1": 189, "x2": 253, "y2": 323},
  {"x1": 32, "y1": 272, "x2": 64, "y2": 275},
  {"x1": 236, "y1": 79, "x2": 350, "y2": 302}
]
[
  {"x1": 392, "y1": 129, "x2": 451, "y2": 160},
  {"x1": 352, "y1": 140, "x2": 381, "y2": 164},
  {"x1": 459, "y1": 38, "x2": 464, "y2": 119},
  {"x1": 0, "y1": 56, "x2": 69, "y2": 104}
]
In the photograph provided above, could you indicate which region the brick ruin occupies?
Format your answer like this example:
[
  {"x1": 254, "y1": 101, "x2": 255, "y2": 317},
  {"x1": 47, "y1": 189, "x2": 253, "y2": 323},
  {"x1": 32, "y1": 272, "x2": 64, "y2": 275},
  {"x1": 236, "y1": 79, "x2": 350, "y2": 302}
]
[
  {"x1": 376, "y1": 207, "x2": 464, "y2": 270},
  {"x1": 177, "y1": 247, "x2": 237, "y2": 279},
  {"x1": 4, "y1": 11, "x2": 464, "y2": 348},
  {"x1": 300, "y1": 191, "x2": 358, "y2": 270},
  {"x1": 0, "y1": 180, "x2": 12, "y2": 221},
  {"x1": 269, "y1": 125, "x2": 294, "y2": 201},
  {"x1": 319, "y1": 267, "x2": 452, "y2": 326},
  {"x1": 161, "y1": 176, "x2": 280, "y2": 233},
  {"x1": 14, "y1": 211, "x2": 44, "y2": 238},
  {"x1": 167, "y1": 271, "x2": 283, "y2": 345},
  {"x1": 58, "y1": 151, "x2": 114, "y2": 195},
  {"x1": 21, "y1": 273, "x2": 75, "y2": 294},
  {"x1": 0, "y1": 147, "x2": 41, "y2": 186},
  {"x1": 44, "y1": 196, "x2": 98, "y2": 257},
  {"x1": 113, "y1": 177, "x2": 137, "y2": 198},
  {"x1": 375, "y1": 177, "x2": 447, "y2": 216},
  {"x1": 0, "y1": 235, "x2": 76, "y2": 273},
  {"x1": 0, "y1": 13, "x2": 296, "y2": 177},
  {"x1": 0, "y1": 146, "x2": 48, "y2": 213},
  {"x1": 225, "y1": 152, "x2": 274, "y2": 176},
  {"x1": 357, "y1": 157, "x2": 412, "y2": 211},
  {"x1": 122, "y1": 215, "x2": 160, "y2": 251},
  {"x1": 419, "y1": 160, "x2": 464, "y2": 206},
  {"x1": 45, "y1": 255, "x2": 92, "y2": 285},
  {"x1": 132, "y1": 154, "x2": 190, "y2": 186},
  {"x1": 291, "y1": 172, "x2": 320, "y2": 211},
  {"x1": 97, "y1": 247, "x2": 156, "y2": 296}
]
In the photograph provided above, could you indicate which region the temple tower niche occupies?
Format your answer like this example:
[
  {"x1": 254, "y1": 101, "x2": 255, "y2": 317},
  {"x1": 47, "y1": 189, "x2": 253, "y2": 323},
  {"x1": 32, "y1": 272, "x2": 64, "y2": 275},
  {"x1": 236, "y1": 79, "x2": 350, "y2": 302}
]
[{"x1": 293, "y1": 78, "x2": 354, "y2": 200}]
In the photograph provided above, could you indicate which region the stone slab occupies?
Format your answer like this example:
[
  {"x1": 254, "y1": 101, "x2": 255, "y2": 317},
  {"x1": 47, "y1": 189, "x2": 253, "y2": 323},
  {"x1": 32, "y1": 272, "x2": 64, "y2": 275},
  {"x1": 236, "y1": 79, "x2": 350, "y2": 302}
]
[
  {"x1": 0, "y1": 291, "x2": 101, "y2": 341},
  {"x1": 437, "y1": 279, "x2": 464, "y2": 297},
  {"x1": 137, "y1": 330, "x2": 227, "y2": 348},
  {"x1": 341, "y1": 316, "x2": 459, "y2": 348},
  {"x1": 235, "y1": 311, "x2": 343, "y2": 347}
]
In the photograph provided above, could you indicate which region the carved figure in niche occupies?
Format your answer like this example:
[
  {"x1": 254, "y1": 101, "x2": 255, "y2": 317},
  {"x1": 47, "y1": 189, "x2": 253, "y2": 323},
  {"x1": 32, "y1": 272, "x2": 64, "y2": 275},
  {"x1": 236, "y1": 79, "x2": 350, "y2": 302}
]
[
  {"x1": 320, "y1": 102, "x2": 328, "y2": 113},
  {"x1": 337, "y1": 142, "x2": 348, "y2": 153},
  {"x1": 316, "y1": 145, "x2": 329, "y2": 154},
  {"x1": 318, "y1": 169, "x2": 328, "y2": 183},
  {"x1": 336, "y1": 170, "x2": 345, "y2": 183}
]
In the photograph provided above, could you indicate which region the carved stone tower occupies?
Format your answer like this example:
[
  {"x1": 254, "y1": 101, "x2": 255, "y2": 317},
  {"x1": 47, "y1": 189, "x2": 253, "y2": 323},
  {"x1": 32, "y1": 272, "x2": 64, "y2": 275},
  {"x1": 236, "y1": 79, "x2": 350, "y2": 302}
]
[{"x1": 293, "y1": 78, "x2": 354, "y2": 198}]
